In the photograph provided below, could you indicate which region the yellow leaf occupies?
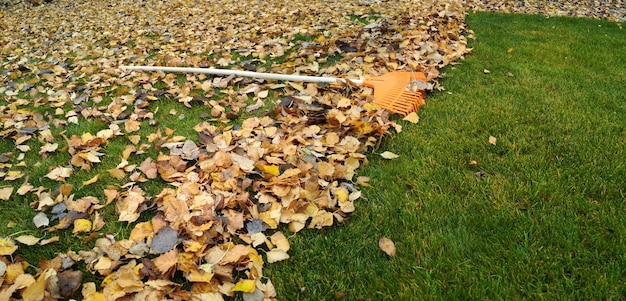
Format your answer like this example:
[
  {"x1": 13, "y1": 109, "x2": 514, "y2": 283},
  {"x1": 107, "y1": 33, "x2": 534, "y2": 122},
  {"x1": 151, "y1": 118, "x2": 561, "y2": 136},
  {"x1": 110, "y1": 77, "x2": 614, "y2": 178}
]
[
  {"x1": 0, "y1": 186, "x2": 13, "y2": 200},
  {"x1": 15, "y1": 235, "x2": 41, "y2": 246},
  {"x1": 335, "y1": 188, "x2": 348, "y2": 203},
  {"x1": 379, "y1": 237, "x2": 397, "y2": 257},
  {"x1": 489, "y1": 135, "x2": 497, "y2": 145},
  {"x1": 308, "y1": 210, "x2": 333, "y2": 229},
  {"x1": 22, "y1": 269, "x2": 52, "y2": 301},
  {"x1": 402, "y1": 112, "x2": 420, "y2": 124},
  {"x1": 256, "y1": 164, "x2": 280, "y2": 176},
  {"x1": 107, "y1": 168, "x2": 126, "y2": 180},
  {"x1": 40, "y1": 236, "x2": 60, "y2": 246},
  {"x1": 82, "y1": 174, "x2": 99, "y2": 186},
  {"x1": 0, "y1": 237, "x2": 18, "y2": 255},
  {"x1": 186, "y1": 270, "x2": 214, "y2": 283},
  {"x1": 380, "y1": 151, "x2": 399, "y2": 160},
  {"x1": 231, "y1": 279, "x2": 256, "y2": 293},
  {"x1": 73, "y1": 219, "x2": 92, "y2": 234}
]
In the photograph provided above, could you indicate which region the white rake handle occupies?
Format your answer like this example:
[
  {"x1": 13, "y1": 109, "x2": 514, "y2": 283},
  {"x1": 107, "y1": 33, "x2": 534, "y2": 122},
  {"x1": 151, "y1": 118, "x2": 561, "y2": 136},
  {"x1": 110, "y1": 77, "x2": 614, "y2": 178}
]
[{"x1": 119, "y1": 66, "x2": 364, "y2": 86}]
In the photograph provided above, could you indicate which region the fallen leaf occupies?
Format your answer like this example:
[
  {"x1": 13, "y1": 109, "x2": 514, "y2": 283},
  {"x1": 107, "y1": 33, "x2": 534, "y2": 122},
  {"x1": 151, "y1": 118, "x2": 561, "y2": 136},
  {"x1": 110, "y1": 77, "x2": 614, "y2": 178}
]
[
  {"x1": 402, "y1": 112, "x2": 420, "y2": 124},
  {"x1": 151, "y1": 226, "x2": 178, "y2": 254},
  {"x1": 45, "y1": 166, "x2": 73, "y2": 181},
  {"x1": 483, "y1": 69, "x2": 491, "y2": 74},
  {"x1": 29, "y1": 212, "x2": 47, "y2": 228},
  {"x1": 15, "y1": 235, "x2": 41, "y2": 246},
  {"x1": 0, "y1": 186, "x2": 13, "y2": 200},
  {"x1": 380, "y1": 151, "x2": 399, "y2": 160},
  {"x1": 231, "y1": 279, "x2": 256, "y2": 293},
  {"x1": 57, "y1": 270, "x2": 83, "y2": 298},
  {"x1": 73, "y1": 219, "x2": 92, "y2": 234},
  {"x1": 379, "y1": 237, "x2": 397, "y2": 257},
  {"x1": 82, "y1": 174, "x2": 100, "y2": 186},
  {"x1": 40, "y1": 236, "x2": 60, "y2": 246},
  {"x1": 489, "y1": 135, "x2": 497, "y2": 145},
  {"x1": 266, "y1": 249, "x2": 290, "y2": 263},
  {"x1": 0, "y1": 237, "x2": 18, "y2": 255}
]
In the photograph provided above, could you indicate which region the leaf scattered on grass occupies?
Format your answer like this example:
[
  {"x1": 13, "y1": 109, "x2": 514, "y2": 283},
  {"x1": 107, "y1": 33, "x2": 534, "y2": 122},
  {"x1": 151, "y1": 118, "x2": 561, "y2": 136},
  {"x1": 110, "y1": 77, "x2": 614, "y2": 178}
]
[
  {"x1": 380, "y1": 151, "x2": 400, "y2": 160},
  {"x1": 379, "y1": 237, "x2": 397, "y2": 257}
]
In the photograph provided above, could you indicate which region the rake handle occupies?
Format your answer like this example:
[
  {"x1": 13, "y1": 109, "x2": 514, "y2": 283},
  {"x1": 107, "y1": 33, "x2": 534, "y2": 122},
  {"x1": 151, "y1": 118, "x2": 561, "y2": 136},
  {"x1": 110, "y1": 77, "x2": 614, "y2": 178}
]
[{"x1": 119, "y1": 66, "x2": 364, "y2": 85}]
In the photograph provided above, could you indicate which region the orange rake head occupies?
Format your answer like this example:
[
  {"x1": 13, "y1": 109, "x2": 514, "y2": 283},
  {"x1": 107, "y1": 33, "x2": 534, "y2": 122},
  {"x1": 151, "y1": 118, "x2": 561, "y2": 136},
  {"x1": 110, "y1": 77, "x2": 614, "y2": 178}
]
[{"x1": 362, "y1": 72, "x2": 428, "y2": 116}]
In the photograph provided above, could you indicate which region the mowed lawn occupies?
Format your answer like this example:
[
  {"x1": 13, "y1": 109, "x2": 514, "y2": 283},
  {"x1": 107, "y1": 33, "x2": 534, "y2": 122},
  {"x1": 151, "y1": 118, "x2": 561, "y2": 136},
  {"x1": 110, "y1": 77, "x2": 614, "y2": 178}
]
[{"x1": 264, "y1": 12, "x2": 626, "y2": 300}]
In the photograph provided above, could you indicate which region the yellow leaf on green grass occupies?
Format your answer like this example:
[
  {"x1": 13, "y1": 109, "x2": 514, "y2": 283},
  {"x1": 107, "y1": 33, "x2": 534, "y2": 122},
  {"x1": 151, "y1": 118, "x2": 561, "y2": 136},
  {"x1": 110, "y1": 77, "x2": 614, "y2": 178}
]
[
  {"x1": 0, "y1": 186, "x2": 13, "y2": 200},
  {"x1": 15, "y1": 235, "x2": 41, "y2": 246},
  {"x1": 231, "y1": 279, "x2": 256, "y2": 293},
  {"x1": 73, "y1": 219, "x2": 92, "y2": 234},
  {"x1": 82, "y1": 174, "x2": 99, "y2": 186},
  {"x1": 0, "y1": 237, "x2": 18, "y2": 255}
]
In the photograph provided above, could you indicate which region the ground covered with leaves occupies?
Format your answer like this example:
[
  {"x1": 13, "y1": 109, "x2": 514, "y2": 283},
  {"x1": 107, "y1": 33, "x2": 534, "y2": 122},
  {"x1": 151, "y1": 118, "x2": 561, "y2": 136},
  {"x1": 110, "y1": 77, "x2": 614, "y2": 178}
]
[
  {"x1": 0, "y1": 0, "x2": 623, "y2": 300},
  {"x1": 1, "y1": 0, "x2": 469, "y2": 299}
]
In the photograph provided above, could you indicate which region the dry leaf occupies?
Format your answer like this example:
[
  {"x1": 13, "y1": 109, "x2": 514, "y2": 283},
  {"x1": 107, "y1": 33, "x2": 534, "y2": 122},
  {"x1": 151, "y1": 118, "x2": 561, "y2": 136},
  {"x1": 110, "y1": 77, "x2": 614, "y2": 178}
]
[
  {"x1": 15, "y1": 235, "x2": 41, "y2": 246},
  {"x1": 0, "y1": 237, "x2": 18, "y2": 255},
  {"x1": 0, "y1": 186, "x2": 13, "y2": 200},
  {"x1": 266, "y1": 249, "x2": 290, "y2": 263},
  {"x1": 379, "y1": 237, "x2": 396, "y2": 257},
  {"x1": 82, "y1": 174, "x2": 100, "y2": 186},
  {"x1": 403, "y1": 112, "x2": 420, "y2": 124},
  {"x1": 46, "y1": 166, "x2": 73, "y2": 181},
  {"x1": 73, "y1": 219, "x2": 92, "y2": 234},
  {"x1": 231, "y1": 279, "x2": 256, "y2": 293},
  {"x1": 33, "y1": 212, "x2": 50, "y2": 228},
  {"x1": 380, "y1": 151, "x2": 399, "y2": 160},
  {"x1": 489, "y1": 135, "x2": 497, "y2": 145}
]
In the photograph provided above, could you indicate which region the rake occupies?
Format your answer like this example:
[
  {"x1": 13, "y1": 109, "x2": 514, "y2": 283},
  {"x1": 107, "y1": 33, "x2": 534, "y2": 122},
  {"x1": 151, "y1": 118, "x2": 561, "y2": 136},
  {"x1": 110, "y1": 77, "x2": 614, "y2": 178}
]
[{"x1": 119, "y1": 65, "x2": 427, "y2": 116}]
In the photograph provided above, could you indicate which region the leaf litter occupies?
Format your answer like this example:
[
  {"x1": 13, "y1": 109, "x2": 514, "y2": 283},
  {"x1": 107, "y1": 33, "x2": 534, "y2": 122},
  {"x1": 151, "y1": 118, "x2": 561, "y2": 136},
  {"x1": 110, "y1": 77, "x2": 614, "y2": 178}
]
[{"x1": 3, "y1": 0, "x2": 619, "y2": 299}]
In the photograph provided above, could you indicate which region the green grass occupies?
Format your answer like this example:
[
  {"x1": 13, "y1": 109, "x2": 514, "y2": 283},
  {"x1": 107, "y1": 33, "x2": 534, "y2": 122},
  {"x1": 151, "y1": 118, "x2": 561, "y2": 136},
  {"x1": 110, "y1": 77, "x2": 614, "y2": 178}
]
[{"x1": 264, "y1": 12, "x2": 626, "y2": 300}]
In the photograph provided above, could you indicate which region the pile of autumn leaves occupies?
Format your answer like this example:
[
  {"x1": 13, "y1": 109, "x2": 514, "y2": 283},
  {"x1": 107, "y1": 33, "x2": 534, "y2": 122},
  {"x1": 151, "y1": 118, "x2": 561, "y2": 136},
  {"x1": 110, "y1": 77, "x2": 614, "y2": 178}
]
[{"x1": 1, "y1": 0, "x2": 471, "y2": 300}]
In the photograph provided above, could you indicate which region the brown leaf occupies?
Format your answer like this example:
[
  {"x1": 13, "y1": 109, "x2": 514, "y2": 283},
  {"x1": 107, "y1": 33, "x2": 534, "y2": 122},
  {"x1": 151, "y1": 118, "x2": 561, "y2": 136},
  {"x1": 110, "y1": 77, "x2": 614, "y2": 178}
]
[
  {"x1": 57, "y1": 270, "x2": 83, "y2": 298},
  {"x1": 379, "y1": 237, "x2": 397, "y2": 257}
]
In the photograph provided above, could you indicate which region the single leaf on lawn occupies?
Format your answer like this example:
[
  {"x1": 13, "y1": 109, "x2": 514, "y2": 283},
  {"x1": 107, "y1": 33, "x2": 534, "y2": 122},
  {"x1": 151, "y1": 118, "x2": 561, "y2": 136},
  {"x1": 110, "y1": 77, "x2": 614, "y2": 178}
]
[
  {"x1": 17, "y1": 179, "x2": 34, "y2": 195},
  {"x1": 15, "y1": 235, "x2": 41, "y2": 246},
  {"x1": 0, "y1": 237, "x2": 17, "y2": 255},
  {"x1": 379, "y1": 237, "x2": 397, "y2": 257},
  {"x1": 82, "y1": 174, "x2": 99, "y2": 186},
  {"x1": 0, "y1": 186, "x2": 13, "y2": 200},
  {"x1": 107, "y1": 168, "x2": 126, "y2": 180},
  {"x1": 40, "y1": 236, "x2": 60, "y2": 246},
  {"x1": 73, "y1": 219, "x2": 92, "y2": 234},
  {"x1": 380, "y1": 151, "x2": 399, "y2": 160},
  {"x1": 489, "y1": 135, "x2": 497, "y2": 145},
  {"x1": 33, "y1": 212, "x2": 50, "y2": 228},
  {"x1": 266, "y1": 249, "x2": 290, "y2": 263}
]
